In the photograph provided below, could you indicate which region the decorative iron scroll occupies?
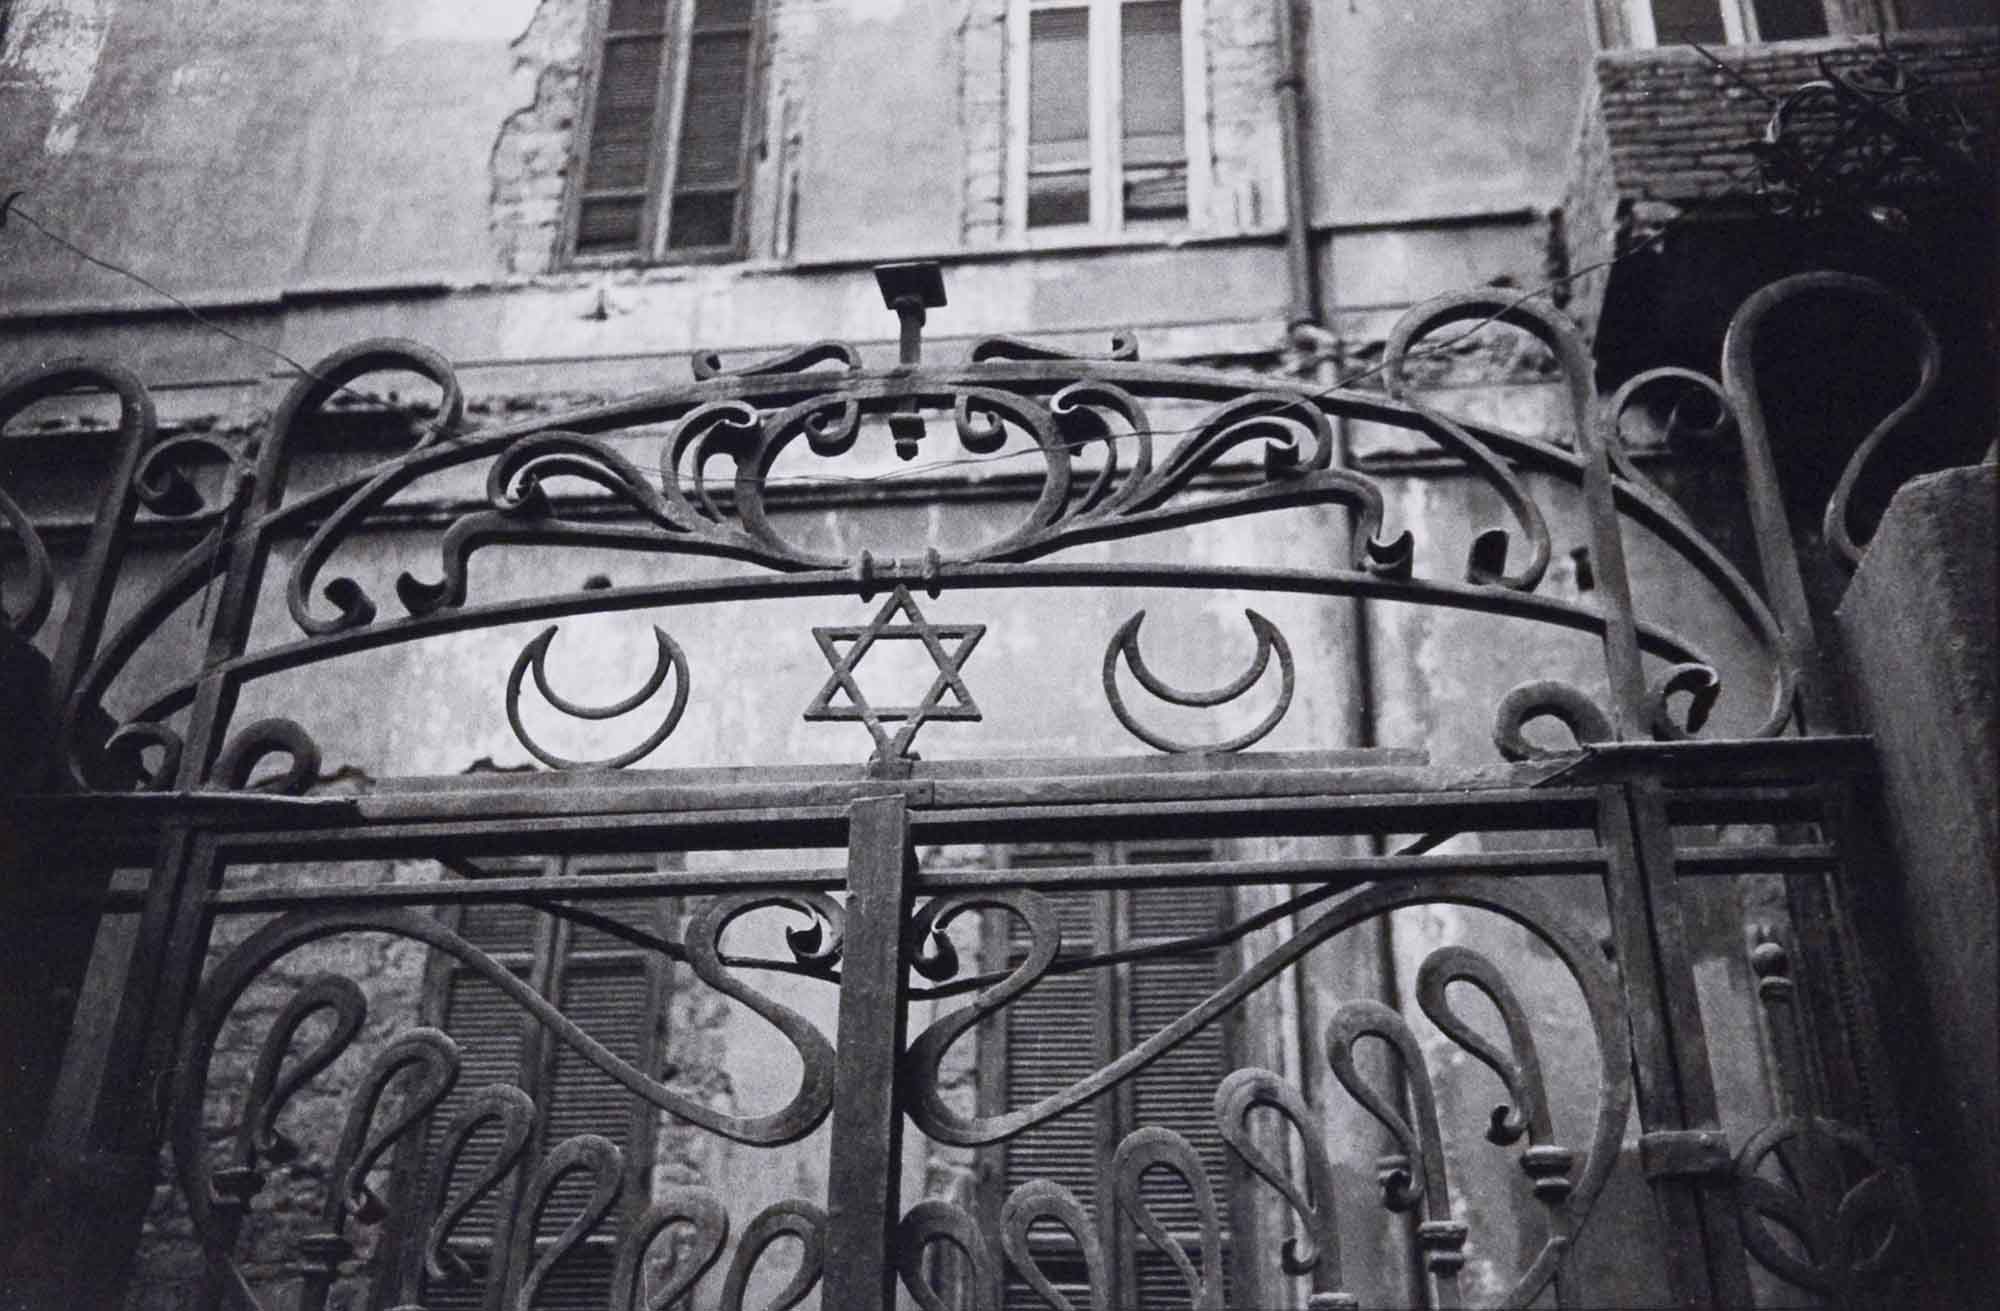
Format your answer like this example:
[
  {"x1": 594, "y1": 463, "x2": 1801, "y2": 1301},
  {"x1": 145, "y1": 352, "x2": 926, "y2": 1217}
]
[
  {"x1": 903, "y1": 875, "x2": 1629, "y2": 1309},
  {"x1": 1722, "y1": 271, "x2": 1944, "y2": 572},
  {"x1": 169, "y1": 897, "x2": 847, "y2": 1308},
  {"x1": 5, "y1": 273, "x2": 1954, "y2": 780},
  {"x1": 1735, "y1": 929, "x2": 1918, "y2": 1305}
]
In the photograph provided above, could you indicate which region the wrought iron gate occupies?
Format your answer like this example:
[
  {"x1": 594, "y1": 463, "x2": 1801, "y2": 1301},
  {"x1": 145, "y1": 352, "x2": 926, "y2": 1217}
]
[{"x1": 0, "y1": 270, "x2": 1938, "y2": 1308}]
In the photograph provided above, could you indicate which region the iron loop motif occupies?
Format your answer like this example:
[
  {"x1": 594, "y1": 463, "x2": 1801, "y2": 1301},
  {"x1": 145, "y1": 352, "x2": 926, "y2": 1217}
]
[
  {"x1": 718, "y1": 1199, "x2": 828, "y2": 1311},
  {"x1": 421, "y1": 1084, "x2": 536, "y2": 1285},
  {"x1": 998, "y1": 1179, "x2": 1110, "y2": 1311},
  {"x1": 897, "y1": 1199, "x2": 1002, "y2": 1311},
  {"x1": 1723, "y1": 271, "x2": 1944, "y2": 571},
  {"x1": 1102, "y1": 608, "x2": 1295, "y2": 753},
  {"x1": 612, "y1": 1185, "x2": 731, "y2": 1311},
  {"x1": 1216, "y1": 1069, "x2": 1345, "y2": 1285},
  {"x1": 504, "y1": 622, "x2": 691, "y2": 769},
  {"x1": 1112, "y1": 1126, "x2": 1227, "y2": 1311},
  {"x1": 902, "y1": 877, "x2": 1631, "y2": 1309}
]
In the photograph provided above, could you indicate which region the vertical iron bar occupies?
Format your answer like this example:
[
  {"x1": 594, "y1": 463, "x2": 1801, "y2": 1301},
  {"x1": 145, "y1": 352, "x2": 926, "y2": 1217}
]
[
  {"x1": 1594, "y1": 785, "x2": 1721, "y2": 1309},
  {"x1": 1569, "y1": 363, "x2": 1650, "y2": 738},
  {"x1": 44, "y1": 372, "x2": 157, "y2": 726},
  {"x1": 21, "y1": 374, "x2": 294, "y2": 1306},
  {"x1": 823, "y1": 793, "x2": 915, "y2": 1311},
  {"x1": 1599, "y1": 780, "x2": 1755, "y2": 1307}
]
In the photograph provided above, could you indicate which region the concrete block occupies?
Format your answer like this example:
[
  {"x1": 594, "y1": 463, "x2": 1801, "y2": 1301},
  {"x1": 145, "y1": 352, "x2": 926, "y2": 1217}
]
[{"x1": 1834, "y1": 461, "x2": 1999, "y2": 1268}]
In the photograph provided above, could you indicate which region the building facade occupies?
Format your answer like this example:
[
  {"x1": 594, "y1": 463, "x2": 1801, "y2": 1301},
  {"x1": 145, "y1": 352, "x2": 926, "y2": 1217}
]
[{"x1": 2, "y1": 2, "x2": 1993, "y2": 1309}]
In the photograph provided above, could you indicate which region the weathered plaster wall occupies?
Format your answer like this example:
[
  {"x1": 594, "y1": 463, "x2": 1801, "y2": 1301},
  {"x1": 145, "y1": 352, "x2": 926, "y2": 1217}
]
[
  {"x1": 1307, "y1": 0, "x2": 1592, "y2": 225},
  {"x1": 0, "y1": 0, "x2": 356, "y2": 305}
]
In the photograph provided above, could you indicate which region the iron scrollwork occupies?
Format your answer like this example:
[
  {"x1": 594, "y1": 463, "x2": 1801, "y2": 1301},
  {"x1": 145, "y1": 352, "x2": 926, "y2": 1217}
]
[
  {"x1": 904, "y1": 877, "x2": 1631, "y2": 1309},
  {"x1": 169, "y1": 896, "x2": 844, "y2": 1307},
  {"x1": 998, "y1": 1179, "x2": 1110, "y2": 1311},
  {"x1": 1113, "y1": 1126, "x2": 1227, "y2": 1311},
  {"x1": 1215, "y1": 1069, "x2": 1350, "y2": 1302},
  {"x1": 1734, "y1": 929, "x2": 1920, "y2": 1305},
  {"x1": 10, "y1": 267, "x2": 1962, "y2": 779}
]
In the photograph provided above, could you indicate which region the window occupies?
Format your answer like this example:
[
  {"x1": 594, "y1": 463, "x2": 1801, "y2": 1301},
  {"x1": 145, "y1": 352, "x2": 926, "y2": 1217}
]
[
  {"x1": 379, "y1": 856, "x2": 671, "y2": 1310},
  {"x1": 1624, "y1": 0, "x2": 1830, "y2": 45},
  {"x1": 568, "y1": 0, "x2": 763, "y2": 261},
  {"x1": 980, "y1": 844, "x2": 1237, "y2": 1310},
  {"x1": 1008, "y1": 0, "x2": 1207, "y2": 236}
]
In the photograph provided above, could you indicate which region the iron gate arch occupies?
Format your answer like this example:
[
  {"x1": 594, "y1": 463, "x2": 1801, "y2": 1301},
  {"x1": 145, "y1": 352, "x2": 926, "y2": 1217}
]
[{"x1": 0, "y1": 270, "x2": 1937, "y2": 1308}]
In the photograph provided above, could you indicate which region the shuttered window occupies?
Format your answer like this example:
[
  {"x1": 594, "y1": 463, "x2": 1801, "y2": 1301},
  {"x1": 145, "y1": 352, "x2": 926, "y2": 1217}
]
[
  {"x1": 1638, "y1": 0, "x2": 1828, "y2": 45},
  {"x1": 571, "y1": 0, "x2": 762, "y2": 261},
  {"x1": 382, "y1": 856, "x2": 671, "y2": 1311},
  {"x1": 984, "y1": 844, "x2": 1236, "y2": 1311},
  {"x1": 1014, "y1": 0, "x2": 1196, "y2": 233}
]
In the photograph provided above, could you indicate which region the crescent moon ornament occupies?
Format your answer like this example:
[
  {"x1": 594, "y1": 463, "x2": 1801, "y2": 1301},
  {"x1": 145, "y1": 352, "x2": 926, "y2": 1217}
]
[
  {"x1": 505, "y1": 624, "x2": 690, "y2": 769},
  {"x1": 1102, "y1": 608, "x2": 1295, "y2": 753}
]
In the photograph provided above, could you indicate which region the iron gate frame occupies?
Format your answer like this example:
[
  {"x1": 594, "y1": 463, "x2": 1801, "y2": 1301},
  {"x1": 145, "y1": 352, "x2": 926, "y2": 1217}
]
[{"x1": 0, "y1": 268, "x2": 1941, "y2": 1308}]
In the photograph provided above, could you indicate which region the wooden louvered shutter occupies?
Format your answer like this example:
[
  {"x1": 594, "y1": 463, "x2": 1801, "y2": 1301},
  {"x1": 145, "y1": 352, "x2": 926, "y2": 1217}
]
[
  {"x1": 408, "y1": 890, "x2": 548, "y2": 1311},
  {"x1": 990, "y1": 855, "x2": 1111, "y2": 1311},
  {"x1": 524, "y1": 866, "x2": 670, "y2": 1310},
  {"x1": 391, "y1": 861, "x2": 668, "y2": 1311},
  {"x1": 986, "y1": 847, "x2": 1236, "y2": 1311},
  {"x1": 576, "y1": 0, "x2": 674, "y2": 255},
  {"x1": 664, "y1": 0, "x2": 758, "y2": 252},
  {"x1": 1120, "y1": 852, "x2": 1233, "y2": 1311}
]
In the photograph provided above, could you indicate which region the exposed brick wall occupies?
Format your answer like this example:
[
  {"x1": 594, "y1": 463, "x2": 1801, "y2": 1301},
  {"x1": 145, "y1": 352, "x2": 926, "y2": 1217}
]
[
  {"x1": 959, "y1": 0, "x2": 1009, "y2": 246},
  {"x1": 1591, "y1": 30, "x2": 1996, "y2": 209},
  {"x1": 1560, "y1": 64, "x2": 1619, "y2": 343},
  {"x1": 1200, "y1": 0, "x2": 1281, "y2": 232},
  {"x1": 1559, "y1": 26, "x2": 1997, "y2": 340},
  {"x1": 489, "y1": 0, "x2": 593, "y2": 277}
]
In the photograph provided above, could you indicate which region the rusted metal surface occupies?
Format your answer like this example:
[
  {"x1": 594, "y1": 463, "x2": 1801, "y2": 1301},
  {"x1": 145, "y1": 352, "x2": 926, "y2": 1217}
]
[{"x1": 0, "y1": 268, "x2": 1946, "y2": 1307}]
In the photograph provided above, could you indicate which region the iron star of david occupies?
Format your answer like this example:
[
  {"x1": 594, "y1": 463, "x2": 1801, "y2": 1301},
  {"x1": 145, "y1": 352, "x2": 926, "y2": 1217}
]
[{"x1": 805, "y1": 585, "x2": 985, "y2": 761}]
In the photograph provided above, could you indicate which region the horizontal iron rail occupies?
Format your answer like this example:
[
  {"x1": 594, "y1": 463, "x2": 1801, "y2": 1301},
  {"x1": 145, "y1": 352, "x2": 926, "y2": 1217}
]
[
  {"x1": 0, "y1": 741, "x2": 1859, "y2": 864},
  {"x1": 15, "y1": 842, "x2": 1839, "y2": 916}
]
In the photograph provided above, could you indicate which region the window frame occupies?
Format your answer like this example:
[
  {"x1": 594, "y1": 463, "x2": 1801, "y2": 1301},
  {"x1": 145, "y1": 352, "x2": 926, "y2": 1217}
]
[
  {"x1": 1613, "y1": 0, "x2": 1872, "y2": 46},
  {"x1": 562, "y1": 0, "x2": 767, "y2": 267},
  {"x1": 375, "y1": 854, "x2": 673, "y2": 1311},
  {"x1": 1004, "y1": 0, "x2": 1211, "y2": 244},
  {"x1": 975, "y1": 841, "x2": 1245, "y2": 1309}
]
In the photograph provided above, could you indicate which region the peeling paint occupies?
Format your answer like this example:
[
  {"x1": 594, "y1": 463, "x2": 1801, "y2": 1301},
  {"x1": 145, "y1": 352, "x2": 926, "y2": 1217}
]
[
  {"x1": 2, "y1": 0, "x2": 113, "y2": 155},
  {"x1": 487, "y1": 0, "x2": 589, "y2": 275}
]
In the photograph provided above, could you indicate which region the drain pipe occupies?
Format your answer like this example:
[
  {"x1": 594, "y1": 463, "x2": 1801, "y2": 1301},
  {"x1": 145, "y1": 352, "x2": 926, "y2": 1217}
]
[
  {"x1": 1274, "y1": 0, "x2": 1319, "y2": 331},
  {"x1": 1273, "y1": 8, "x2": 1424, "y2": 1303}
]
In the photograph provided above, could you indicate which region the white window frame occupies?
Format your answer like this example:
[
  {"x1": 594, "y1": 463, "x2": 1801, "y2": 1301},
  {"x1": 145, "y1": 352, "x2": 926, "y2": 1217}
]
[
  {"x1": 1618, "y1": 0, "x2": 1867, "y2": 47},
  {"x1": 1004, "y1": 0, "x2": 1210, "y2": 244}
]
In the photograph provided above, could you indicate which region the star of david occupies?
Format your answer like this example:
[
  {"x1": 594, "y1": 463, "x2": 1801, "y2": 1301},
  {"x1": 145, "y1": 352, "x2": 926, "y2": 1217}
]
[{"x1": 804, "y1": 585, "x2": 985, "y2": 761}]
